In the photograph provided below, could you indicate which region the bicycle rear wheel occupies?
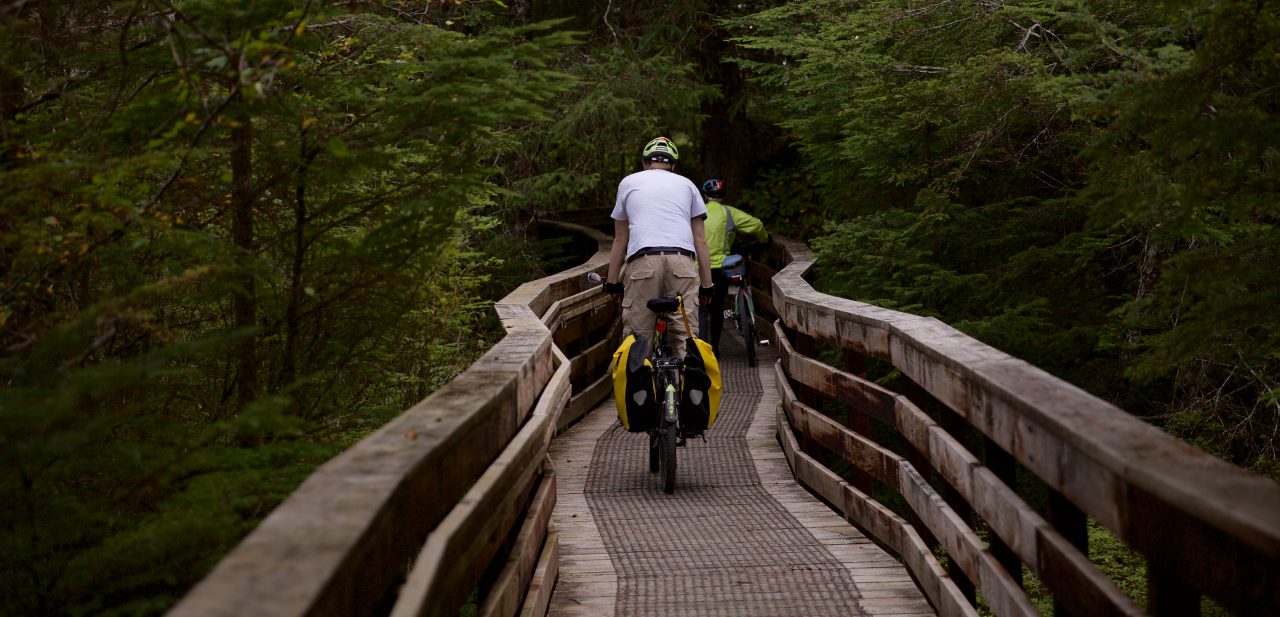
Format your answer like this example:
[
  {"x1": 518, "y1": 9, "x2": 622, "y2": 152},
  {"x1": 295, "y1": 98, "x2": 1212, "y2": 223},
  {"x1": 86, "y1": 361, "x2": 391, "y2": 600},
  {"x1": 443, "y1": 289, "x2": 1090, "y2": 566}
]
[{"x1": 737, "y1": 290, "x2": 757, "y2": 367}]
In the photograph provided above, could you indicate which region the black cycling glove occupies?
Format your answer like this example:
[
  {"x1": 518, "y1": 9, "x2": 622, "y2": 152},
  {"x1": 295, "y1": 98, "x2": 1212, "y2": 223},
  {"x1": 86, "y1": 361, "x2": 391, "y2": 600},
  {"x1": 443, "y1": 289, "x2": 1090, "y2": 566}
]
[
  {"x1": 603, "y1": 281, "x2": 625, "y2": 296},
  {"x1": 698, "y1": 284, "x2": 715, "y2": 305}
]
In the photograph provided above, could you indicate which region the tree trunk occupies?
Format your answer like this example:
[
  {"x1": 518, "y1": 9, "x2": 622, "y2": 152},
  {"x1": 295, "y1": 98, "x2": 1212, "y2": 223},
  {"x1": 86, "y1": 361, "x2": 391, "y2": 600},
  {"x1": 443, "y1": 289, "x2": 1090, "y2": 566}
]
[
  {"x1": 281, "y1": 142, "x2": 310, "y2": 389},
  {"x1": 231, "y1": 101, "x2": 259, "y2": 408},
  {"x1": 1122, "y1": 232, "x2": 1161, "y2": 360},
  {"x1": 509, "y1": 0, "x2": 533, "y2": 26},
  {"x1": 695, "y1": 0, "x2": 785, "y2": 204}
]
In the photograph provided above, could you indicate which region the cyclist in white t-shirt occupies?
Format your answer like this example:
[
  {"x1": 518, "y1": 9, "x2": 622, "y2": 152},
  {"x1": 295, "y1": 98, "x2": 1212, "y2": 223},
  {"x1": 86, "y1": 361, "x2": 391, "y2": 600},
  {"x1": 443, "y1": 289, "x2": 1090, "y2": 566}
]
[{"x1": 604, "y1": 137, "x2": 714, "y2": 355}]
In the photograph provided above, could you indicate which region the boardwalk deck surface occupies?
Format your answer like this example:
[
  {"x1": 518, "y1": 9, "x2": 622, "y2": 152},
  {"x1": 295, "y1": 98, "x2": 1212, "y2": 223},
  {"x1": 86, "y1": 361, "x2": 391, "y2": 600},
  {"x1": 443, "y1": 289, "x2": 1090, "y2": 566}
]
[{"x1": 547, "y1": 329, "x2": 935, "y2": 616}]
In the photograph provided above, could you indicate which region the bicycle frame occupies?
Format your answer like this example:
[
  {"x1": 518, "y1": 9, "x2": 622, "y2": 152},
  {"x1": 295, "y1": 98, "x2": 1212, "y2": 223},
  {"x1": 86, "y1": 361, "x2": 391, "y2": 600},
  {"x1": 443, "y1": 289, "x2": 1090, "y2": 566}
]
[{"x1": 649, "y1": 318, "x2": 681, "y2": 425}]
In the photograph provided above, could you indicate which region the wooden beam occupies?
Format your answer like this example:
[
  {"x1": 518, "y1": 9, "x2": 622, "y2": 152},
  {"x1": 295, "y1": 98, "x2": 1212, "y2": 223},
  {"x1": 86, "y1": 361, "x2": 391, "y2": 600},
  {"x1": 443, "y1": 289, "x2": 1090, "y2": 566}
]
[
  {"x1": 772, "y1": 393, "x2": 978, "y2": 617},
  {"x1": 776, "y1": 319, "x2": 1142, "y2": 616},
  {"x1": 479, "y1": 463, "x2": 558, "y2": 617},
  {"x1": 169, "y1": 332, "x2": 554, "y2": 617},
  {"x1": 568, "y1": 335, "x2": 614, "y2": 385},
  {"x1": 769, "y1": 236, "x2": 1280, "y2": 613},
  {"x1": 519, "y1": 527, "x2": 559, "y2": 617},
  {"x1": 391, "y1": 399, "x2": 558, "y2": 617},
  {"x1": 775, "y1": 326, "x2": 899, "y2": 427},
  {"x1": 169, "y1": 220, "x2": 610, "y2": 617},
  {"x1": 562, "y1": 372, "x2": 611, "y2": 431}
]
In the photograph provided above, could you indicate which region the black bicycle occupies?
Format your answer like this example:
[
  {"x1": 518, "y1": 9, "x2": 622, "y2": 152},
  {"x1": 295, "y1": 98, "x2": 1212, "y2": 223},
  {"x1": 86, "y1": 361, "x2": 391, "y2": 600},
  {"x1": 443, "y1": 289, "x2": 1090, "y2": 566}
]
[
  {"x1": 588, "y1": 271, "x2": 687, "y2": 494},
  {"x1": 643, "y1": 295, "x2": 684, "y2": 494}
]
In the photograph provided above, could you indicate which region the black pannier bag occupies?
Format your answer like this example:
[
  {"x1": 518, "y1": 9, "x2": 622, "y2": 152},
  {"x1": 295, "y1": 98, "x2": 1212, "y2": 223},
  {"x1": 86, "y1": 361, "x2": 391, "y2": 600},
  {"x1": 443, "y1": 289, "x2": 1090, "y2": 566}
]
[
  {"x1": 610, "y1": 334, "x2": 658, "y2": 432},
  {"x1": 679, "y1": 336, "x2": 722, "y2": 436}
]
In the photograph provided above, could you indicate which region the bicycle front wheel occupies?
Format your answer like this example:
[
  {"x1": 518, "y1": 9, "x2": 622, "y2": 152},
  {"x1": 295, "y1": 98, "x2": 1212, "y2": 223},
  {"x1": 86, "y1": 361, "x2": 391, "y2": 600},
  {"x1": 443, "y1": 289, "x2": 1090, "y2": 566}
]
[
  {"x1": 737, "y1": 290, "x2": 757, "y2": 367},
  {"x1": 649, "y1": 431, "x2": 659, "y2": 473},
  {"x1": 661, "y1": 423, "x2": 677, "y2": 494},
  {"x1": 661, "y1": 390, "x2": 678, "y2": 494}
]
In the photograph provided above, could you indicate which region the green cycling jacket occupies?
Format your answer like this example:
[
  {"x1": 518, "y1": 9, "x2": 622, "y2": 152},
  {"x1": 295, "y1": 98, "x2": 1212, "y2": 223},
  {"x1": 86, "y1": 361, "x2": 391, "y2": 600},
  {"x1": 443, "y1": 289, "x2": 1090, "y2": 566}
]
[{"x1": 704, "y1": 200, "x2": 767, "y2": 269}]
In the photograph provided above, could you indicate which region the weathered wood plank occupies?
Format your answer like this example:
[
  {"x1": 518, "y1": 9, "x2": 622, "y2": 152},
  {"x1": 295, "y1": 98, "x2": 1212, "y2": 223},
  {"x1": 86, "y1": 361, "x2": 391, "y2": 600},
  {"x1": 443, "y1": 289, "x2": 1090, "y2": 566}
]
[
  {"x1": 776, "y1": 327, "x2": 898, "y2": 426},
  {"x1": 391, "y1": 402, "x2": 558, "y2": 617},
  {"x1": 773, "y1": 396, "x2": 975, "y2": 617},
  {"x1": 897, "y1": 464, "x2": 1037, "y2": 617},
  {"x1": 781, "y1": 370, "x2": 1049, "y2": 616},
  {"x1": 169, "y1": 332, "x2": 554, "y2": 617},
  {"x1": 568, "y1": 335, "x2": 613, "y2": 384},
  {"x1": 548, "y1": 292, "x2": 613, "y2": 350},
  {"x1": 780, "y1": 320, "x2": 1141, "y2": 615},
  {"x1": 480, "y1": 465, "x2": 558, "y2": 617},
  {"x1": 519, "y1": 528, "x2": 559, "y2": 617},
  {"x1": 779, "y1": 382, "x2": 900, "y2": 490},
  {"x1": 561, "y1": 372, "x2": 611, "y2": 430}
]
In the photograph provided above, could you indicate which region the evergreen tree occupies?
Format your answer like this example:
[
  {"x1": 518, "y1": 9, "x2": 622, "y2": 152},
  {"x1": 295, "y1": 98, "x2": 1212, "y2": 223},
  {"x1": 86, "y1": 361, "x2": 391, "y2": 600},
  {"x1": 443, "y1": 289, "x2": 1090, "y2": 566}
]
[
  {"x1": 0, "y1": 2, "x2": 574, "y2": 614},
  {"x1": 730, "y1": 0, "x2": 1278, "y2": 475}
]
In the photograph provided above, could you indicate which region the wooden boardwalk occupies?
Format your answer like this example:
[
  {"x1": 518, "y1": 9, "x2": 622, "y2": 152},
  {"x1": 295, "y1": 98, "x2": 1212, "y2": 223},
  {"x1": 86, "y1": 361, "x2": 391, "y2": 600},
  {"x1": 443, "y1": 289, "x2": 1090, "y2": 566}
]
[{"x1": 547, "y1": 330, "x2": 935, "y2": 616}]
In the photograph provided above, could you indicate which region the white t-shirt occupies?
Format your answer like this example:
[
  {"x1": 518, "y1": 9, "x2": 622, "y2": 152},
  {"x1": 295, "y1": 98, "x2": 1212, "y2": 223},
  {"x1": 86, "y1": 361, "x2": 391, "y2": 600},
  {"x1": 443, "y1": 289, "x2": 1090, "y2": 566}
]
[{"x1": 611, "y1": 169, "x2": 708, "y2": 259}]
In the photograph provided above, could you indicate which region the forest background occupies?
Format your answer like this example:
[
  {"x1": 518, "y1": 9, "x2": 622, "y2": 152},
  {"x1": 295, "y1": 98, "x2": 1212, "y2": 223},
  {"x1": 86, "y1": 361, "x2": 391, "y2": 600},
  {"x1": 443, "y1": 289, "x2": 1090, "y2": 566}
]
[{"x1": 1, "y1": 0, "x2": 1275, "y2": 615}]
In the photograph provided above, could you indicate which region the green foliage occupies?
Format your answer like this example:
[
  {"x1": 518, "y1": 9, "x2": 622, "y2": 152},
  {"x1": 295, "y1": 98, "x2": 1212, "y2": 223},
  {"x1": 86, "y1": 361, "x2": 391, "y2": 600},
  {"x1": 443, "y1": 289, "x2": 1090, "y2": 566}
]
[
  {"x1": 1, "y1": 3, "x2": 574, "y2": 614},
  {"x1": 737, "y1": 162, "x2": 827, "y2": 239},
  {"x1": 505, "y1": 3, "x2": 718, "y2": 216},
  {"x1": 1087, "y1": 521, "x2": 1148, "y2": 609},
  {"x1": 731, "y1": 0, "x2": 1280, "y2": 472},
  {"x1": 1069, "y1": 0, "x2": 1280, "y2": 468}
]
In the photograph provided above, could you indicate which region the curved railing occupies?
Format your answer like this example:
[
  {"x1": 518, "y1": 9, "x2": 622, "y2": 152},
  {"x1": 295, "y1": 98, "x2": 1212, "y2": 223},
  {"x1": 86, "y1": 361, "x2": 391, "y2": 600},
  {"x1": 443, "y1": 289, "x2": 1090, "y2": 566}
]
[
  {"x1": 766, "y1": 237, "x2": 1280, "y2": 617},
  {"x1": 169, "y1": 226, "x2": 1278, "y2": 617},
  {"x1": 168, "y1": 221, "x2": 617, "y2": 617}
]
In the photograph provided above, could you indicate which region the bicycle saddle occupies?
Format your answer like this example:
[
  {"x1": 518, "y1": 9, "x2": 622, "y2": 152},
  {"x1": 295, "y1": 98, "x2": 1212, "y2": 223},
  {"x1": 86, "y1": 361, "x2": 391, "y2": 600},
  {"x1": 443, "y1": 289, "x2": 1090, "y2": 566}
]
[{"x1": 646, "y1": 296, "x2": 680, "y2": 314}]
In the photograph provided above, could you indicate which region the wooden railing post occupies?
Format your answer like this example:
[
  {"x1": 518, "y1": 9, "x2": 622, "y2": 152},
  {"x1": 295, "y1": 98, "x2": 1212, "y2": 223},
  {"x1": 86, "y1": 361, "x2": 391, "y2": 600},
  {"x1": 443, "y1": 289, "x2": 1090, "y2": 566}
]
[
  {"x1": 1148, "y1": 567, "x2": 1200, "y2": 617},
  {"x1": 898, "y1": 377, "x2": 964, "y2": 598},
  {"x1": 792, "y1": 328, "x2": 824, "y2": 460},
  {"x1": 938, "y1": 406, "x2": 978, "y2": 605},
  {"x1": 841, "y1": 348, "x2": 874, "y2": 494},
  {"x1": 983, "y1": 437, "x2": 1022, "y2": 589},
  {"x1": 1049, "y1": 489, "x2": 1088, "y2": 617}
]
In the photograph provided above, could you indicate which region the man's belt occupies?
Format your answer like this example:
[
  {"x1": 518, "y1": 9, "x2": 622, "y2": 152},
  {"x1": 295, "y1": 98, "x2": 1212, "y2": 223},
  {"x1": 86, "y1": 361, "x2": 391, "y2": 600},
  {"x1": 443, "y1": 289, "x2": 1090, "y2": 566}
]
[{"x1": 626, "y1": 246, "x2": 696, "y2": 263}]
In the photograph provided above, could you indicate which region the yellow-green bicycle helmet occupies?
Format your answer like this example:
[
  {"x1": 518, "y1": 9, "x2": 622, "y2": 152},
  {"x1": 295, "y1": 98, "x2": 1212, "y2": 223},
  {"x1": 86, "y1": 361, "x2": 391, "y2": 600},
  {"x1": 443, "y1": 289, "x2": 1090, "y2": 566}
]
[{"x1": 642, "y1": 136, "x2": 679, "y2": 164}]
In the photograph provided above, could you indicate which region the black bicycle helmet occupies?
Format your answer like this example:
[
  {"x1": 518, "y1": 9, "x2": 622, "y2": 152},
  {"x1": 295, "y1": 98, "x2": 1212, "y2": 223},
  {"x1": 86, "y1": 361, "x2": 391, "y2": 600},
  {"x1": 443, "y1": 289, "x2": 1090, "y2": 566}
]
[{"x1": 701, "y1": 178, "x2": 725, "y2": 198}]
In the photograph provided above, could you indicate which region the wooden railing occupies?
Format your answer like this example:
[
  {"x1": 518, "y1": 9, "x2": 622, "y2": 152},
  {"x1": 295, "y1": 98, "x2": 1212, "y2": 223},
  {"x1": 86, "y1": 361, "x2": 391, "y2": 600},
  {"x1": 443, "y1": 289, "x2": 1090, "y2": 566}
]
[
  {"x1": 169, "y1": 225, "x2": 1277, "y2": 617},
  {"x1": 765, "y1": 237, "x2": 1280, "y2": 617},
  {"x1": 168, "y1": 221, "x2": 618, "y2": 617}
]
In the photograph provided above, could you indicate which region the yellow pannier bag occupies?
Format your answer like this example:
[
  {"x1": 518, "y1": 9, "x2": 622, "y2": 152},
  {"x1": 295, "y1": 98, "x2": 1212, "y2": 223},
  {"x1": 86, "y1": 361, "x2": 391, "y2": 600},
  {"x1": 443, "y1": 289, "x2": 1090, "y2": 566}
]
[
  {"x1": 609, "y1": 334, "x2": 657, "y2": 432},
  {"x1": 680, "y1": 336, "x2": 721, "y2": 435}
]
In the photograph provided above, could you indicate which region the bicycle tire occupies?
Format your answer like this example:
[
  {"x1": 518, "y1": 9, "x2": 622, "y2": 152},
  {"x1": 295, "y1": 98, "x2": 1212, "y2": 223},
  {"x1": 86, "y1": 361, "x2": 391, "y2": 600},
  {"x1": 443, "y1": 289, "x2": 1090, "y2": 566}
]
[
  {"x1": 737, "y1": 290, "x2": 757, "y2": 367},
  {"x1": 661, "y1": 425, "x2": 677, "y2": 494},
  {"x1": 661, "y1": 387, "x2": 677, "y2": 494},
  {"x1": 649, "y1": 431, "x2": 659, "y2": 473}
]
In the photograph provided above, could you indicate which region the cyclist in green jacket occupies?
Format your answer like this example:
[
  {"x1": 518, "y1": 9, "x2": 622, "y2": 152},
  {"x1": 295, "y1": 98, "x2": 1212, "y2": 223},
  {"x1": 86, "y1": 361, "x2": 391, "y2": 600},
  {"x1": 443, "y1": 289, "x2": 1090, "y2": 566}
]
[{"x1": 699, "y1": 178, "x2": 767, "y2": 355}]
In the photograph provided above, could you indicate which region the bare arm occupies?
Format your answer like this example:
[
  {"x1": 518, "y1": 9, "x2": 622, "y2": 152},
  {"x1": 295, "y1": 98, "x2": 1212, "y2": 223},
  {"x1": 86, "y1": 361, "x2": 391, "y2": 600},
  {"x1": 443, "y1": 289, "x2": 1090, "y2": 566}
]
[
  {"x1": 691, "y1": 217, "x2": 713, "y2": 286},
  {"x1": 607, "y1": 218, "x2": 629, "y2": 286}
]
